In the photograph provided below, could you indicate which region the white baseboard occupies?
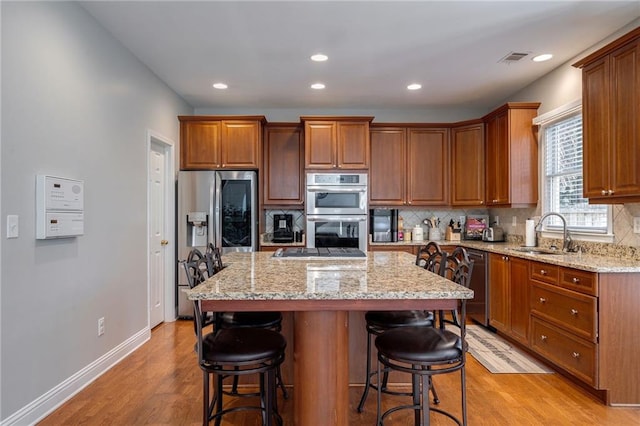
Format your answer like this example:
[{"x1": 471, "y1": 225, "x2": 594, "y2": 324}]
[{"x1": 1, "y1": 327, "x2": 150, "y2": 426}]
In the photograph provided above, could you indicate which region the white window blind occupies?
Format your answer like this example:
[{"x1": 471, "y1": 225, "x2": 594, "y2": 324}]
[{"x1": 543, "y1": 112, "x2": 609, "y2": 232}]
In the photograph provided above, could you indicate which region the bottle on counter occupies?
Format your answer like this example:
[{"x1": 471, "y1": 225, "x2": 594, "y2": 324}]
[{"x1": 398, "y1": 216, "x2": 404, "y2": 241}]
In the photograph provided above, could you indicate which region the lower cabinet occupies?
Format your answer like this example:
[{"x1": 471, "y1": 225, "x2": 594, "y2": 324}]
[{"x1": 488, "y1": 253, "x2": 529, "y2": 345}]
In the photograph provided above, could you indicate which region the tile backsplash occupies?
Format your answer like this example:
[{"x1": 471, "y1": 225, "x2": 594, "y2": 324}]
[{"x1": 265, "y1": 203, "x2": 640, "y2": 258}]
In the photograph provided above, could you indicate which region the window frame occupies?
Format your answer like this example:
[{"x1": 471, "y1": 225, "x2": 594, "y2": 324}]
[{"x1": 534, "y1": 100, "x2": 614, "y2": 243}]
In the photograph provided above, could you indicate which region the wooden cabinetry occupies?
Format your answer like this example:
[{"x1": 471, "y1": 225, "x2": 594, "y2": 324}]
[
  {"x1": 302, "y1": 117, "x2": 372, "y2": 170},
  {"x1": 529, "y1": 263, "x2": 598, "y2": 386},
  {"x1": 179, "y1": 116, "x2": 265, "y2": 170},
  {"x1": 369, "y1": 125, "x2": 449, "y2": 206},
  {"x1": 483, "y1": 103, "x2": 540, "y2": 207},
  {"x1": 574, "y1": 27, "x2": 640, "y2": 203},
  {"x1": 450, "y1": 121, "x2": 485, "y2": 206},
  {"x1": 369, "y1": 127, "x2": 406, "y2": 205},
  {"x1": 263, "y1": 124, "x2": 304, "y2": 206},
  {"x1": 488, "y1": 253, "x2": 529, "y2": 344}
]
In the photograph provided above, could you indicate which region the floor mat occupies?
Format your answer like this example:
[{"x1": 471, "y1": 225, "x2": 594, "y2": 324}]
[{"x1": 463, "y1": 325, "x2": 554, "y2": 374}]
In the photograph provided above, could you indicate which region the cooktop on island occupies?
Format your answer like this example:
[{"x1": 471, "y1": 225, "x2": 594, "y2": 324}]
[{"x1": 274, "y1": 247, "x2": 366, "y2": 258}]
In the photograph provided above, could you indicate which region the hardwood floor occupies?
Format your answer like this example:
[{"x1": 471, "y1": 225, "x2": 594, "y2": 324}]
[{"x1": 39, "y1": 320, "x2": 640, "y2": 425}]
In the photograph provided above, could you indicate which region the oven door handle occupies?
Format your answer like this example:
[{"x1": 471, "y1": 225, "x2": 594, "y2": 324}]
[
  {"x1": 307, "y1": 215, "x2": 367, "y2": 222},
  {"x1": 306, "y1": 187, "x2": 366, "y2": 193}
]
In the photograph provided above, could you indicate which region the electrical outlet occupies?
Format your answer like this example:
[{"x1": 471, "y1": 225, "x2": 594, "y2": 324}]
[
  {"x1": 512, "y1": 216, "x2": 517, "y2": 227},
  {"x1": 98, "y1": 317, "x2": 105, "y2": 336},
  {"x1": 634, "y1": 217, "x2": 640, "y2": 234}
]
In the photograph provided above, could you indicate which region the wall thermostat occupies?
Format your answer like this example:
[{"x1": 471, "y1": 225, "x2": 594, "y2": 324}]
[{"x1": 36, "y1": 175, "x2": 84, "y2": 239}]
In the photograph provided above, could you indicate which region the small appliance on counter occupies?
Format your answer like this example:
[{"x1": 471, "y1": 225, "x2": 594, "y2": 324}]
[
  {"x1": 273, "y1": 214, "x2": 294, "y2": 243},
  {"x1": 370, "y1": 208, "x2": 398, "y2": 242},
  {"x1": 482, "y1": 226, "x2": 505, "y2": 242}
]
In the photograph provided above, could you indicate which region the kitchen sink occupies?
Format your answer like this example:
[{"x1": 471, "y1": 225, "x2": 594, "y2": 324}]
[{"x1": 508, "y1": 247, "x2": 564, "y2": 255}]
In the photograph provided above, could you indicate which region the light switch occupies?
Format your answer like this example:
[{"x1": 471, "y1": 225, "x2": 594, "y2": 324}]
[
  {"x1": 7, "y1": 215, "x2": 19, "y2": 238},
  {"x1": 634, "y1": 217, "x2": 640, "y2": 234}
]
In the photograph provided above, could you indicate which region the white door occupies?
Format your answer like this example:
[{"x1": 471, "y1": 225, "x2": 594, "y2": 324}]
[{"x1": 149, "y1": 142, "x2": 168, "y2": 328}]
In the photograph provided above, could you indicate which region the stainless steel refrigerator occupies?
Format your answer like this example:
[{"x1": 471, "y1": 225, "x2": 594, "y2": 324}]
[{"x1": 176, "y1": 170, "x2": 258, "y2": 317}]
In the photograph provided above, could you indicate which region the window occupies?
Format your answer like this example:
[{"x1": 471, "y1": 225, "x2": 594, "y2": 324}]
[{"x1": 536, "y1": 101, "x2": 611, "y2": 237}]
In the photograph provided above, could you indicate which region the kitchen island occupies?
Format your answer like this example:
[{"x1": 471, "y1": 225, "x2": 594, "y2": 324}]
[{"x1": 185, "y1": 251, "x2": 473, "y2": 425}]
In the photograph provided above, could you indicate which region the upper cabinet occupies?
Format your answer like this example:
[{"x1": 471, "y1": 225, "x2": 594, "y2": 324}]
[
  {"x1": 450, "y1": 121, "x2": 485, "y2": 207},
  {"x1": 369, "y1": 125, "x2": 449, "y2": 206},
  {"x1": 179, "y1": 116, "x2": 265, "y2": 170},
  {"x1": 574, "y1": 27, "x2": 640, "y2": 203},
  {"x1": 483, "y1": 103, "x2": 540, "y2": 207},
  {"x1": 263, "y1": 124, "x2": 304, "y2": 207},
  {"x1": 302, "y1": 117, "x2": 373, "y2": 170}
]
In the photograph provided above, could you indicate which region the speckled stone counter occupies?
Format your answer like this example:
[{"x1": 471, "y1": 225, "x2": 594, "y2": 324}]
[
  {"x1": 186, "y1": 251, "x2": 473, "y2": 302},
  {"x1": 370, "y1": 240, "x2": 640, "y2": 273},
  {"x1": 185, "y1": 250, "x2": 472, "y2": 424}
]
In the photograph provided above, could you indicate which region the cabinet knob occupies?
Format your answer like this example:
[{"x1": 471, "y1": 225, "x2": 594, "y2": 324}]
[
  {"x1": 572, "y1": 352, "x2": 581, "y2": 359},
  {"x1": 572, "y1": 277, "x2": 580, "y2": 284},
  {"x1": 608, "y1": 189, "x2": 614, "y2": 195},
  {"x1": 540, "y1": 269, "x2": 547, "y2": 275},
  {"x1": 540, "y1": 335, "x2": 548, "y2": 341},
  {"x1": 539, "y1": 297, "x2": 547, "y2": 304},
  {"x1": 601, "y1": 190, "x2": 607, "y2": 195},
  {"x1": 570, "y1": 309, "x2": 579, "y2": 316},
  {"x1": 161, "y1": 240, "x2": 169, "y2": 246},
  {"x1": 480, "y1": 200, "x2": 484, "y2": 204}
]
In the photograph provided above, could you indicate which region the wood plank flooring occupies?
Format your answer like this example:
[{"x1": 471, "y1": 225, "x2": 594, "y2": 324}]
[{"x1": 39, "y1": 320, "x2": 640, "y2": 425}]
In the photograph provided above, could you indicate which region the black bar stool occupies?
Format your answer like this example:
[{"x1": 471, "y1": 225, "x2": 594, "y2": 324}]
[
  {"x1": 192, "y1": 298, "x2": 286, "y2": 426},
  {"x1": 357, "y1": 242, "x2": 447, "y2": 413},
  {"x1": 374, "y1": 255, "x2": 473, "y2": 425}
]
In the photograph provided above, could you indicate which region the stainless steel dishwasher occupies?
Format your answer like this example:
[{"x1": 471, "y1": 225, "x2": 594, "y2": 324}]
[{"x1": 466, "y1": 248, "x2": 489, "y2": 327}]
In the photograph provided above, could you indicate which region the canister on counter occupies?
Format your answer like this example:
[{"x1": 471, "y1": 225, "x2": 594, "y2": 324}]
[
  {"x1": 404, "y1": 229, "x2": 412, "y2": 241},
  {"x1": 413, "y1": 225, "x2": 424, "y2": 241}
]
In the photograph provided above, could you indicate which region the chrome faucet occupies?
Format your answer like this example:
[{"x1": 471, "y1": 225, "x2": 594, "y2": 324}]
[{"x1": 535, "y1": 212, "x2": 575, "y2": 252}]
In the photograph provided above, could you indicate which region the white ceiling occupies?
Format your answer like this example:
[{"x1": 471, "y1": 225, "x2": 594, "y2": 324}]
[{"x1": 80, "y1": 1, "x2": 640, "y2": 112}]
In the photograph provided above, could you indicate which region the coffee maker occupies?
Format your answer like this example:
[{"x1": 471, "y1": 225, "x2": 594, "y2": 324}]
[
  {"x1": 273, "y1": 214, "x2": 294, "y2": 243},
  {"x1": 370, "y1": 209, "x2": 398, "y2": 242}
]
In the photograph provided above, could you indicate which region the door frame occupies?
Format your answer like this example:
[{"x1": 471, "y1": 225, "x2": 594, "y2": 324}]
[{"x1": 147, "y1": 129, "x2": 176, "y2": 324}]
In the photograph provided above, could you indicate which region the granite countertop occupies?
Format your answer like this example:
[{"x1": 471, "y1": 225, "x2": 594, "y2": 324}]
[
  {"x1": 370, "y1": 240, "x2": 640, "y2": 273},
  {"x1": 185, "y1": 251, "x2": 474, "y2": 301}
]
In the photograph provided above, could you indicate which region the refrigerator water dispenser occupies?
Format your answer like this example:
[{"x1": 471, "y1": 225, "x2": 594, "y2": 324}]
[{"x1": 187, "y1": 212, "x2": 208, "y2": 247}]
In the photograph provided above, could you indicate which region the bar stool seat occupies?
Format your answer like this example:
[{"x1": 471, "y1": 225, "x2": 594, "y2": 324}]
[{"x1": 194, "y1": 299, "x2": 286, "y2": 426}]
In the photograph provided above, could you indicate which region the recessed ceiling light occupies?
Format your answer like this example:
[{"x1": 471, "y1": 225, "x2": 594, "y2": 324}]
[
  {"x1": 532, "y1": 54, "x2": 553, "y2": 62},
  {"x1": 407, "y1": 83, "x2": 422, "y2": 90},
  {"x1": 311, "y1": 53, "x2": 328, "y2": 62},
  {"x1": 311, "y1": 83, "x2": 325, "y2": 90},
  {"x1": 212, "y1": 83, "x2": 228, "y2": 89}
]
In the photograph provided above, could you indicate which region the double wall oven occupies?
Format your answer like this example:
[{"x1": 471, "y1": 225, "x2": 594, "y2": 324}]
[{"x1": 305, "y1": 172, "x2": 368, "y2": 252}]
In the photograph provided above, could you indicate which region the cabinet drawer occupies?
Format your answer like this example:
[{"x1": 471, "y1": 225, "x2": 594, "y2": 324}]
[
  {"x1": 530, "y1": 317, "x2": 597, "y2": 386},
  {"x1": 559, "y1": 268, "x2": 597, "y2": 296},
  {"x1": 530, "y1": 282, "x2": 597, "y2": 342},
  {"x1": 530, "y1": 261, "x2": 559, "y2": 285}
]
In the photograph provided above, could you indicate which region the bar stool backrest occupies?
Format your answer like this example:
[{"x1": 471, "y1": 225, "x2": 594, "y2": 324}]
[{"x1": 415, "y1": 241, "x2": 448, "y2": 276}]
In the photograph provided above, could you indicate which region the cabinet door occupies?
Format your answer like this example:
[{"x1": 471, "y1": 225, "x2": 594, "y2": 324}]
[
  {"x1": 263, "y1": 125, "x2": 303, "y2": 206},
  {"x1": 221, "y1": 121, "x2": 260, "y2": 168},
  {"x1": 489, "y1": 253, "x2": 509, "y2": 333},
  {"x1": 305, "y1": 121, "x2": 337, "y2": 169},
  {"x1": 369, "y1": 128, "x2": 406, "y2": 206},
  {"x1": 510, "y1": 257, "x2": 530, "y2": 345},
  {"x1": 336, "y1": 122, "x2": 369, "y2": 169},
  {"x1": 485, "y1": 112, "x2": 510, "y2": 205},
  {"x1": 451, "y1": 123, "x2": 485, "y2": 206},
  {"x1": 609, "y1": 40, "x2": 640, "y2": 197},
  {"x1": 180, "y1": 121, "x2": 221, "y2": 169},
  {"x1": 406, "y1": 128, "x2": 449, "y2": 206},
  {"x1": 582, "y1": 57, "x2": 611, "y2": 198}
]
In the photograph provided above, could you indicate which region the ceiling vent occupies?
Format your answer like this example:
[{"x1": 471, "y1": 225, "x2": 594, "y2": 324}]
[{"x1": 499, "y1": 52, "x2": 530, "y2": 63}]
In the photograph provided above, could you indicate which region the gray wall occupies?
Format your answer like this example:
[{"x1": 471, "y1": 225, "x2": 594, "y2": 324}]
[
  {"x1": 491, "y1": 18, "x2": 640, "y2": 248},
  {"x1": 1, "y1": 2, "x2": 190, "y2": 421}
]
